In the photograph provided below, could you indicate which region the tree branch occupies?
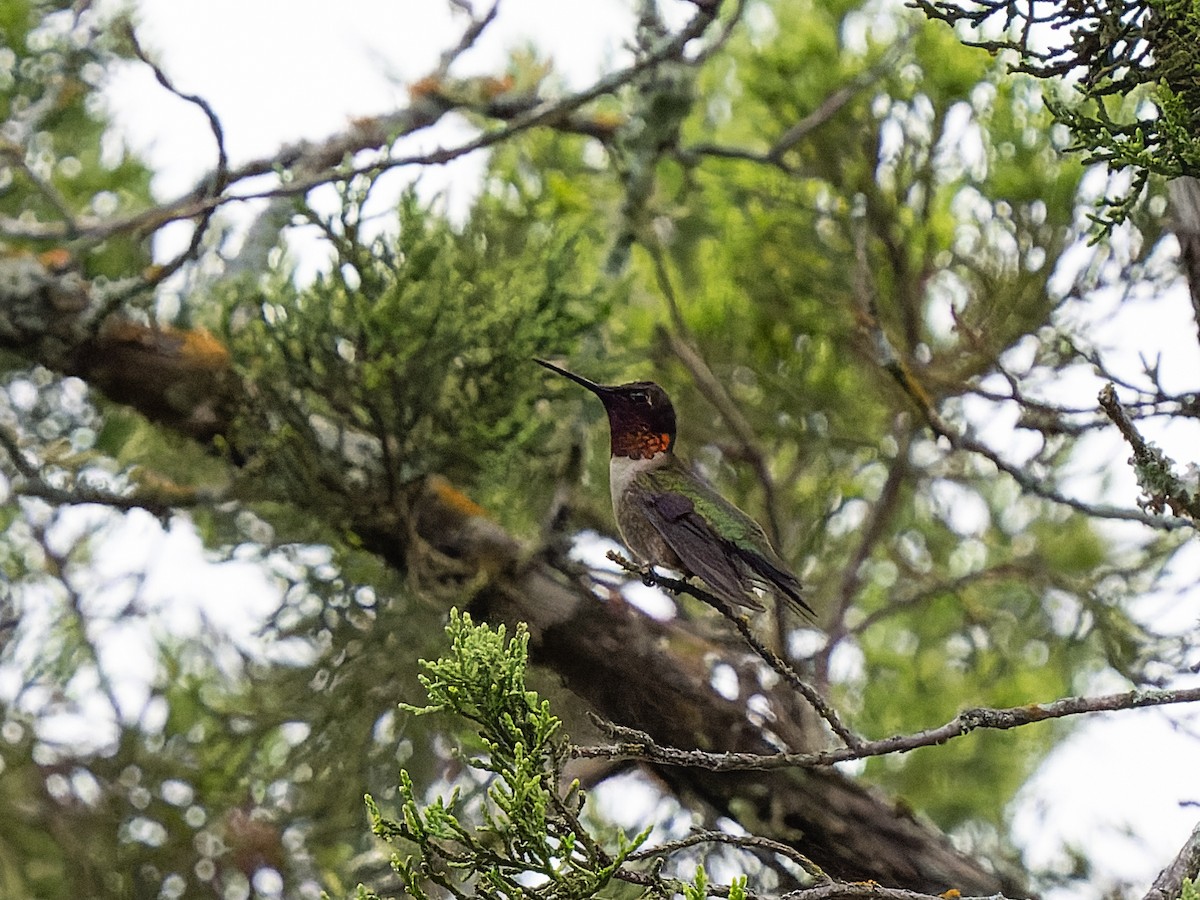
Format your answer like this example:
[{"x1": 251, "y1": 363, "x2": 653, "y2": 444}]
[
  {"x1": 783, "y1": 885, "x2": 1019, "y2": 900},
  {"x1": 0, "y1": 0, "x2": 721, "y2": 248},
  {"x1": 0, "y1": 422, "x2": 221, "y2": 515},
  {"x1": 575, "y1": 683, "x2": 1200, "y2": 771},
  {"x1": 628, "y1": 828, "x2": 827, "y2": 882},
  {"x1": 857, "y1": 301, "x2": 1194, "y2": 529},
  {"x1": 1143, "y1": 822, "x2": 1200, "y2": 900},
  {"x1": 1099, "y1": 382, "x2": 1200, "y2": 520},
  {"x1": 606, "y1": 550, "x2": 863, "y2": 749}
]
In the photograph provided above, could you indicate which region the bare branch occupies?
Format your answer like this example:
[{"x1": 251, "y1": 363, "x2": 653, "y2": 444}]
[
  {"x1": 435, "y1": 0, "x2": 501, "y2": 77},
  {"x1": 0, "y1": 422, "x2": 220, "y2": 516},
  {"x1": 124, "y1": 25, "x2": 228, "y2": 191},
  {"x1": 683, "y1": 32, "x2": 911, "y2": 168},
  {"x1": 0, "y1": 142, "x2": 81, "y2": 232},
  {"x1": 577, "y1": 682, "x2": 1200, "y2": 771},
  {"x1": 783, "y1": 884, "x2": 1019, "y2": 900},
  {"x1": 115, "y1": 23, "x2": 231, "y2": 301},
  {"x1": 823, "y1": 421, "x2": 911, "y2": 655}
]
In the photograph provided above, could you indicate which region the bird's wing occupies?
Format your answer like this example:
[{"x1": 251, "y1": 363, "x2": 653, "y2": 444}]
[
  {"x1": 640, "y1": 489, "x2": 765, "y2": 611},
  {"x1": 644, "y1": 468, "x2": 813, "y2": 618},
  {"x1": 741, "y1": 547, "x2": 810, "y2": 615}
]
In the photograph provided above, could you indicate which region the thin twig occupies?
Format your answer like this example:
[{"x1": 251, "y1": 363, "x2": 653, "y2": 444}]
[
  {"x1": 816, "y1": 422, "x2": 910, "y2": 688},
  {"x1": 0, "y1": 423, "x2": 38, "y2": 479},
  {"x1": 0, "y1": 142, "x2": 81, "y2": 232},
  {"x1": 435, "y1": 0, "x2": 500, "y2": 76},
  {"x1": 30, "y1": 523, "x2": 124, "y2": 725},
  {"x1": 124, "y1": 25, "x2": 228, "y2": 193},
  {"x1": 0, "y1": 422, "x2": 216, "y2": 515},
  {"x1": 782, "y1": 884, "x2": 1018, "y2": 900},
  {"x1": 859, "y1": 306, "x2": 1194, "y2": 529},
  {"x1": 683, "y1": 30, "x2": 911, "y2": 170},
  {"x1": 606, "y1": 550, "x2": 863, "y2": 749},
  {"x1": 628, "y1": 828, "x2": 828, "y2": 882}
]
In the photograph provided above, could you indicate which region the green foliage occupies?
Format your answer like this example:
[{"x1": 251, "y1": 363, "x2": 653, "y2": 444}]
[
  {"x1": 917, "y1": 0, "x2": 1200, "y2": 231},
  {"x1": 1, "y1": 0, "x2": 1192, "y2": 896},
  {"x1": 220, "y1": 183, "x2": 611, "y2": 531},
  {"x1": 364, "y1": 611, "x2": 651, "y2": 899},
  {"x1": 0, "y1": 0, "x2": 153, "y2": 276},
  {"x1": 550, "y1": 0, "x2": 1144, "y2": 836},
  {"x1": 0, "y1": 634, "x2": 291, "y2": 899},
  {"x1": 1180, "y1": 877, "x2": 1199, "y2": 900}
]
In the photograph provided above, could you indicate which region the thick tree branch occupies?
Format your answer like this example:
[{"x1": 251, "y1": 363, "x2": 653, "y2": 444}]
[
  {"x1": 1143, "y1": 822, "x2": 1200, "y2": 900},
  {"x1": 1168, "y1": 177, "x2": 1200, "y2": 346}
]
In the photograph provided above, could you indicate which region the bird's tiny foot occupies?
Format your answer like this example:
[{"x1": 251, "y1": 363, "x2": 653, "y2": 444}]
[{"x1": 639, "y1": 564, "x2": 657, "y2": 587}]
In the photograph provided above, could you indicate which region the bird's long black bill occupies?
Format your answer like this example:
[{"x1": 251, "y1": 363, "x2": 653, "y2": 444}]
[{"x1": 534, "y1": 358, "x2": 612, "y2": 396}]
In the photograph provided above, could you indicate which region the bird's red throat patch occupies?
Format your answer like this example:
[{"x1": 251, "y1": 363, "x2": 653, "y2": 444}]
[{"x1": 613, "y1": 429, "x2": 673, "y2": 460}]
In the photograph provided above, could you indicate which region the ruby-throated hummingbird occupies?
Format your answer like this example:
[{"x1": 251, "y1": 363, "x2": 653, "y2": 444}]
[{"x1": 537, "y1": 359, "x2": 812, "y2": 617}]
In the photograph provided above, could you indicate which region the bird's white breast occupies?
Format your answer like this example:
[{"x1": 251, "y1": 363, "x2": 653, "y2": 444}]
[{"x1": 609, "y1": 452, "x2": 669, "y2": 509}]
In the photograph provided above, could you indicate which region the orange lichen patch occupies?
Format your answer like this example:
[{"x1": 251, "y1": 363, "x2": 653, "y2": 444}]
[
  {"x1": 477, "y1": 74, "x2": 515, "y2": 99},
  {"x1": 590, "y1": 111, "x2": 626, "y2": 130},
  {"x1": 940, "y1": 890, "x2": 962, "y2": 899},
  {"x1": 409, "y1": 74, "x2": 515, "y2": 107},
  {"x1": 177, "y1": 326, "x2": 231, "y2": 370},
  {"x1": 71, "y1": 318, "x2": 236, "y2": 441},
  {"x1": 409, "y1": 75, "x2": 445, "y2": 100},
  {"x1": 413, "y1": 475, "x2": 521, "y2": 576},
  {"x1": 37, "y1": 248, "x2": 74, "y2": 271},
  {"x1": 98, "y1": 320, "x2": 230, "y2": 371},
  {"x1": 426, "y1": 474, "x2": 489, "y2": 521}
]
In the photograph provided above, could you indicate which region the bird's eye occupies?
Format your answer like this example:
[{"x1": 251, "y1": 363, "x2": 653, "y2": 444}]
[{"x1": 630, "y1": 391, "x2": 647, "y2": 404}]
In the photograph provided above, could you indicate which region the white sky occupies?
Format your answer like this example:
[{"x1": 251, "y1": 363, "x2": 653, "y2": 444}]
[{"x1": 40, "y1": 0, "x2": 1200, "y2": 895}]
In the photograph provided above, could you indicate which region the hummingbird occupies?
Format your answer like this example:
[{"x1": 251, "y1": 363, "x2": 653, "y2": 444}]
[{"x1": 537, "y1": 359, "x2": 812, "y2": 617}]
